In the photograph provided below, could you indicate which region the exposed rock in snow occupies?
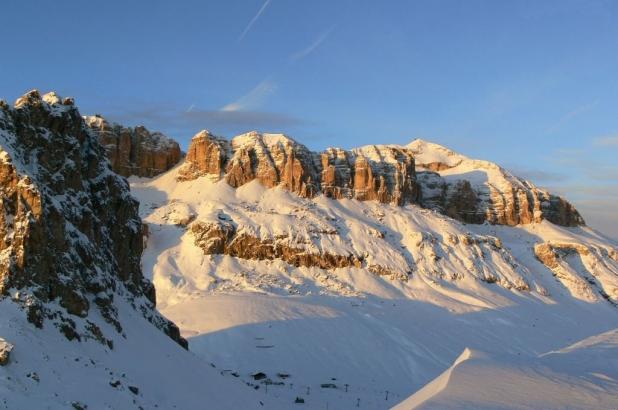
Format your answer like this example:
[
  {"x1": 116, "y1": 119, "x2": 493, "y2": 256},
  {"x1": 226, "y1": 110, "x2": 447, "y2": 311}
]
[
  {"x1": 190, "y1": 219, "x2": 371, "y2": 274},
  {"x1": 84, "y1": 114, "x2": 181, "y2": 178},
  {"x1": 175, "y1": 132, "x2": 581, "y2": 227},
  {"x1": 177, "y1": 130, "x2": 229, "y2": 181},
  {"x1": 409, "y1": 139, "x2": 584, "y2": 227},
  {"x1": 177, "y1": 130, "x2": 420, "y2": 206},
  {"x1": 0, "y1": 337, "x2": 13, "y2": 365},
  {"x1": 0, "y1": 90, "x2": 185, "y2": 347},
  {"x1": 534, "y1": 242, "x2": 618, "y2": 303}
]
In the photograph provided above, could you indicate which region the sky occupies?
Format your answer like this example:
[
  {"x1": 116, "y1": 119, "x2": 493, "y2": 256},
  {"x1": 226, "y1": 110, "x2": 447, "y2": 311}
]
[{"x1": 0, "y1": 0, "x2": 617, "y2": 240}]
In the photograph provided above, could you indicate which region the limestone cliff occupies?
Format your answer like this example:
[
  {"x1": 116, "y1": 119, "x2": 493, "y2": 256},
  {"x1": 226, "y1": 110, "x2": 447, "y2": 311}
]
[
  {"x1": 85, "y1": 114, "x2": 181, "y2": 178},
  {"x1": 178, "y1": 130, "x2": 420, "y2": 206},
  {"x1": 408, "y1": 139, "x2": 584, "y2": 227},
  {"x1": 0, "y1": 90, "x2": 186, "y2": 348}
]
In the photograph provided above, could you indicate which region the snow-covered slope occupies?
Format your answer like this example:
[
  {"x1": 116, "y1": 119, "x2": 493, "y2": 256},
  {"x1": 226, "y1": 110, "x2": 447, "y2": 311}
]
[
  {"x1": 130, "y1": 148, "x2": 618, "y2": 409},
  {"x1": 0, "y1": 297, "x2": 282, "y2": 409},
  {"x1": 393, "y1": 329, "x2": 618, "y2": 409},
  {"x1": 408, "y1": 139, "x2": 584, "y2": 227}
]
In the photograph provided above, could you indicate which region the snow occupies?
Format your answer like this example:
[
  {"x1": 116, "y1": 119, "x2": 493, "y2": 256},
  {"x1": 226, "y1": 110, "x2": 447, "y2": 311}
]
[
  {"x1": 393, "y1": 330, "x2": 618, "y2": 409},
  {"x1": 406, "y1": 139, "x2": 466, "y2": 168},
  {"x1": 0, "y1": 297, "x2": 284, "y2": 409},
  {"x1": 128, "y1": 158, "x2": 618, "y2": 409}
]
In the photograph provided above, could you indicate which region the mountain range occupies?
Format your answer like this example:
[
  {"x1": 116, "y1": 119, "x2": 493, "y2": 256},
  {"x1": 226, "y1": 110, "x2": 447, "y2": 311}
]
[{"x1": 0, "y1": 90, "x2": 617, "y2": 409}]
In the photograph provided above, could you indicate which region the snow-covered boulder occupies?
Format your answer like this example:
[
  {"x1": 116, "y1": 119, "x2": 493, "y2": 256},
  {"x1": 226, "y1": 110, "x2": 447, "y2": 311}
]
[{"x1": 0, "y1": 337, "x2": 13, "y2": 365}]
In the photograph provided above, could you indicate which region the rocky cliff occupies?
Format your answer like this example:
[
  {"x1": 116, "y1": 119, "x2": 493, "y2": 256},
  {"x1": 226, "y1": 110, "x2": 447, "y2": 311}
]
[
  {"x1": 0, "y1": 90, "x2": 186, "y2": 348},
  {"x1": 178, "y1": 130, "x2": 420, "y2": 206},
  {"x1": 85, "y1": 114, "x2": 181, "y2": 178},
  {"x1": 175, "y1": 131, "x2": 582, "y2": 227},
  {"x1": 408, "y1": 139, "x2": 585, "y2": 227}
]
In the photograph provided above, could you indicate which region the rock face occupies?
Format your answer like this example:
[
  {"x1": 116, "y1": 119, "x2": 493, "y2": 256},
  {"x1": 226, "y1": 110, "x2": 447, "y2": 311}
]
[
  {"x1": 177, "y1": 130, "x2": 229, "y2": 181},
  {"x1": 0, "y1": 90, "x2": 186, "y2": 348},
  {"x1": 534, "y1": 242, "x2": 618, "y2": 303},
  {"x1": 191, "y1": 220, "x2": 368, "y2": 273},
  {"x1": 176, "y1": 132, "x2": 582, "y2": 227},
  {"x1": 85, "y1": 114, "x2": 181, "y2": 178},
  {"x1": 178, "y1": 130, "x2": 420, "y2": 206},
  {"x1": 408, "y1": 139, "x2": 584, "y2": 227},
  {"x1": 0, "y1": 337, "x2": 13, "y2": 365}
]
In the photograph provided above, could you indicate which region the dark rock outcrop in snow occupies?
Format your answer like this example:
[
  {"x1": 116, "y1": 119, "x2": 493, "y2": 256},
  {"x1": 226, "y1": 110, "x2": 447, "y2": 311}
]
[
  {"x1": 85, "y1": 114, "x2": 181, "y2": 178},
  {"x1": 0, "y1": 90, "x2": 186, "y2": 348}
]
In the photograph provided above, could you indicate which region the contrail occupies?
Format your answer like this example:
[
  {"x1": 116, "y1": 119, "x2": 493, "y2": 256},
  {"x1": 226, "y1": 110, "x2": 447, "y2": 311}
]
[
  {"x1": 290, "y1": 26, "x2": 335, "y2": 62},
  {"x1": 238, "y1": 0, "x2": 271, "y2": 42}
]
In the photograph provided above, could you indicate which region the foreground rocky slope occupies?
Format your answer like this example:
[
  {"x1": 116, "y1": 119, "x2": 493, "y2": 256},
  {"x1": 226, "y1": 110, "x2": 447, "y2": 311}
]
[
  {"x1": 85, "y1": 114, "x2": 181, "y2": 178},
  {"x1": 0, "y1": 91, "x2": 289, "y2": 409},
  {"x1": 0, "y1": 90, "x2": 183, "y2": 346},
  {"x1": 176, "y1": 129, "x2": 582, "y2": 227}
]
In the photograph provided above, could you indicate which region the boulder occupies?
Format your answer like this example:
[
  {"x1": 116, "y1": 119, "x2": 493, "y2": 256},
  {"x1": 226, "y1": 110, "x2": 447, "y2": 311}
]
[{"x1": 0, "y1": 338, "x2": 13, "y2": 365}]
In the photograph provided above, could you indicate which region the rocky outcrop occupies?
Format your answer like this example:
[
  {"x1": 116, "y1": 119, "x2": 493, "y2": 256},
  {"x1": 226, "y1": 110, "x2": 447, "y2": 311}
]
[
  {"x1": 409, "y1": 140, "x2": 584, "y2": 227},
  {"x1": 85, "y1": 114, "x2": 181, "y2": 178},
  {"x1": 191, "y1": 220, "x2": 367, "y2": 272},
  {"x1": 176, "y1": 133, "x2": 583, "y2": 227},
  {"x1": 178, "y1": 131, "x2": 420, "y2": 206},
  {"x1": 417, "y1": 169, "x2": 584, "y2": 226},
  {"x1": 534, "y1": 242, "x2": 618, "y2": 303},
  {"x1": 0, "y1": 337, "x2": 13, "y2": 365},
  {"x1": 177, "y1": 130, "x2": 228, "y2": 181},
  {"x1": 0, "y1": 90, "x2": 186, "y2": 348}
]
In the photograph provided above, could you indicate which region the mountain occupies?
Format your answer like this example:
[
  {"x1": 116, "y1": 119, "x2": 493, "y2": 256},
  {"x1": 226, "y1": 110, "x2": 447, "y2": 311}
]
[
  {"x1": 175, "y1": 130, "x2": 582, "y2": 227},
  {"x1": 408, "y1": 139, "x2": 584, "y2": 227},
  {"x1": 131, "y1": 129, "x2": 618, "y2": 409},
  {"x1": 1, "y1": 91, "x2": 616, "y2": 409},
  {"x1": 0, "y1": 91, "x2": 284, "y2": 409}
]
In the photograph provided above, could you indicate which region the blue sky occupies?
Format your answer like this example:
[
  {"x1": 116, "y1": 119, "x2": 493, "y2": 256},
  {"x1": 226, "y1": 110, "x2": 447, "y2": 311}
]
[{"x1": 1, "y1": 0, "x2": 617, "y2": 239}]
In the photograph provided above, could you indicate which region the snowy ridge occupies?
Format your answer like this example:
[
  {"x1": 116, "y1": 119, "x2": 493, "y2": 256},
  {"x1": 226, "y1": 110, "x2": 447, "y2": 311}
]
[
  {"x1": 394, "y1": 329, "x2": 618, "y2": 409},
  {"x1": 177, "y1": 130, "x2": 583, "y2": 227}
]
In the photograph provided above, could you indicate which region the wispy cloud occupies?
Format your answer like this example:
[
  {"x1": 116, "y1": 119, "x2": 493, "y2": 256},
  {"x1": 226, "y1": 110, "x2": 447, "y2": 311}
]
[
  {"x1": 221, "y1": 80, "x2": 277, "y2": 112},
  {"x1": 238, "y1": 0, "x2": 271, "y2": 42},
  {"x1": 290, "y1": 26, "x2": 335, "y2": 62},
  {"x1": 105, "y1": 102, "x2": 303, "y2": 140},
  {"x1": 546, "y1": 99, "x2": 599, "y2": 133},
  {"x1": 593, "y1": 134, "x2": 618, "y2": 147},
  {"x1": 507, "y1": 166, "x2": 568, "y2": 183},
  {"x1": 183, "y1": 109, "x2": 301, "y2": 128}
]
